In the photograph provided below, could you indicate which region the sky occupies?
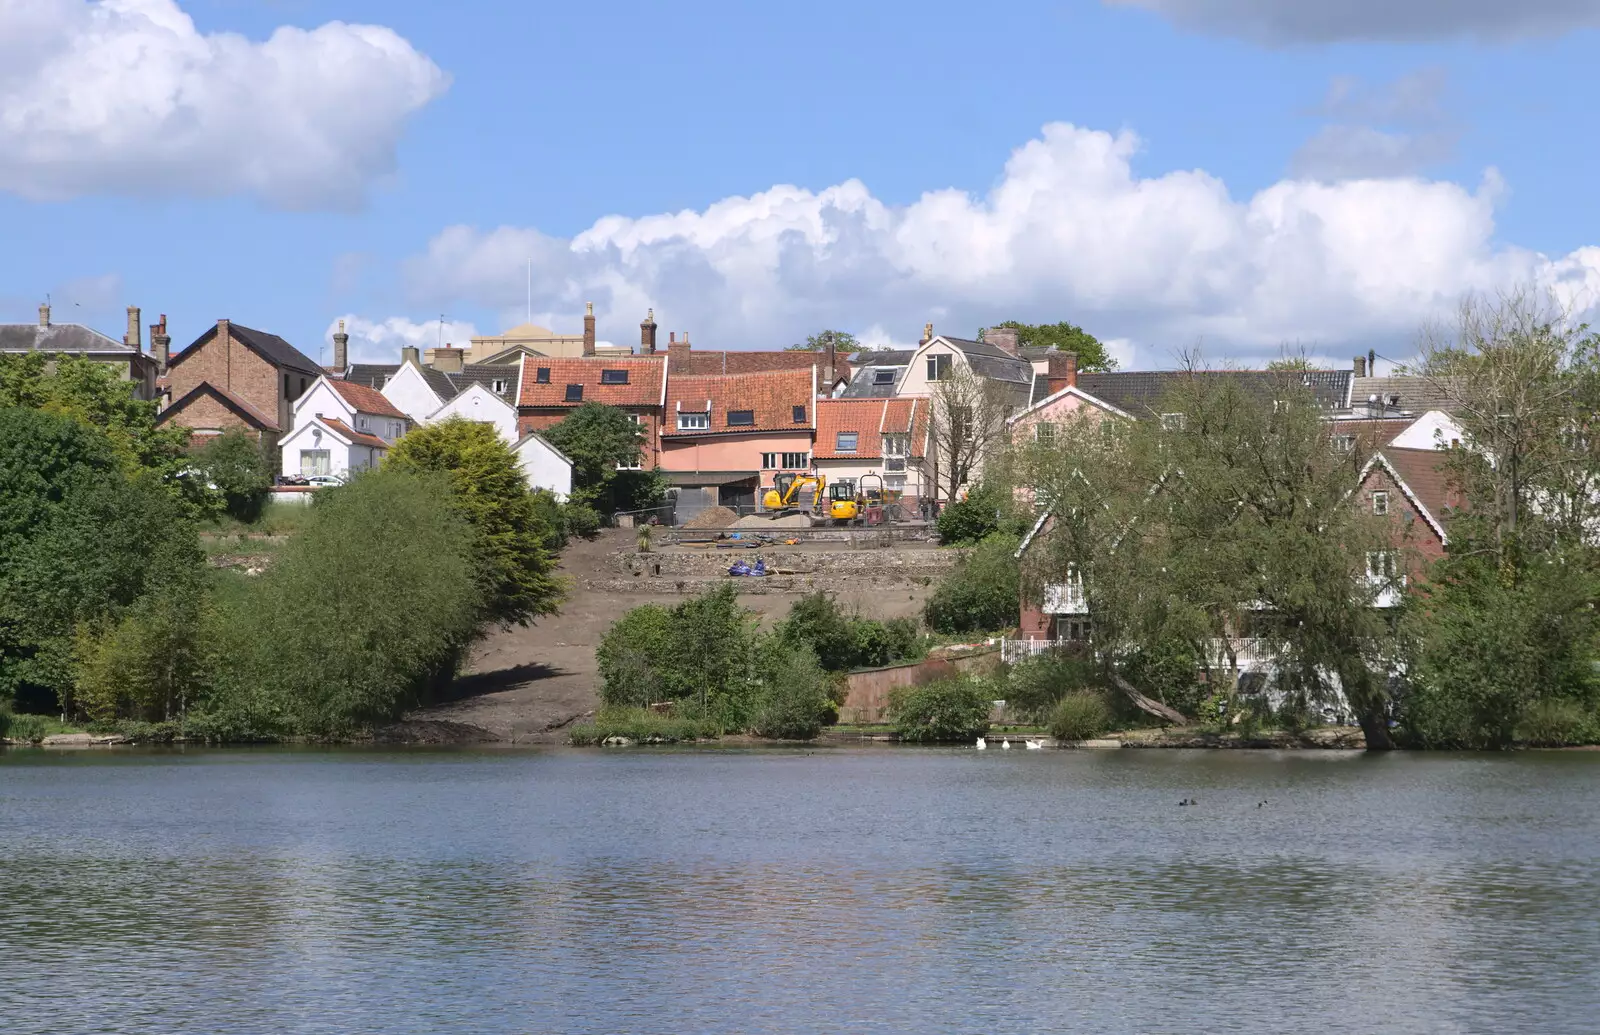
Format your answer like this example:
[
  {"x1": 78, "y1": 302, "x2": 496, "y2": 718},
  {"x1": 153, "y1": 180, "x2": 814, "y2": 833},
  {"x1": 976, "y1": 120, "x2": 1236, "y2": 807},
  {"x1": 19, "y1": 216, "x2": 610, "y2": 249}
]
[{"x1": 2, "y1": 0, "x2": 1598, "y2": 371}]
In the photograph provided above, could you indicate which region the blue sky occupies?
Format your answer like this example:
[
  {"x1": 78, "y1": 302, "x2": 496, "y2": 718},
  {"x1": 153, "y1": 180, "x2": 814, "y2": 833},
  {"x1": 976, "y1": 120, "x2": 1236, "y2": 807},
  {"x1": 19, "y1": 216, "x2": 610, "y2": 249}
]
[{"x1": 2, "y1": 0, "x2": 1597, "y2": 370}]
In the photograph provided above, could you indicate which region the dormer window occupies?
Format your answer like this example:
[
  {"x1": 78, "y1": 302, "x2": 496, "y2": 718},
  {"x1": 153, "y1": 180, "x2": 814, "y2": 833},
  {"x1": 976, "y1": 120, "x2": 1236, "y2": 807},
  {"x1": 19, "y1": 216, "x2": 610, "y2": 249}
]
[
  {"x1": 536, "y1": 367, "x2": 550, "y2": 383},
  {"x1": 565, "y1": 384, "x2": 583, "y2": 402},
  {"x1": 836, "y1": 431, "x2": 858, "y2": 453},
  {"x1": 927, "y1": 355, "x2": 952, "y2": 382},
  {"x1": 677, "y1": 411, "x2": 709, "y2": 431},
  {"x1": 601, "y1": 369, "x2": 629, "y2": 385},
  {"x1": 492, "y1": 379, "x2": 507, "y2": 394}
]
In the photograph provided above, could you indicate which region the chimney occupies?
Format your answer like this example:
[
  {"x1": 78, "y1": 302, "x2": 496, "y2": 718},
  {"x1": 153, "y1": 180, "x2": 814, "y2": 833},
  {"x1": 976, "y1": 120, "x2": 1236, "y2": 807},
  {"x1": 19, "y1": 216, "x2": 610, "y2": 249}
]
[
  {"x1": 986, "y1": 325, "x2": 1020, "y2": 356},
  {"x1": 1062, "y1": 351, "x2": 1077, "y2": 388},
  {"x1": 583, "y1": 302, "x2": 596, "y2": 357},
  {"x1": 151, "y1": 315, "x2": 170, "y2": 374},
  {"x1": 919, "y1": 322, "x2": 933, "y2": 346},
  {"x1": 401, "y1": 345, "x2": 421, "y2": 367},
  {"x1": 38, "y1": 302, "x2": 49, "y2": 327},
  {"x1": 125, "y1": 306, "x2": 142, "y2": 350},
  {"x1": 333, "y1": 319, "x2": 350, "y2": 372},
  {"x1": 425, "y1": 346, "x2": 464, "y2": 373},
  {"x1": 640, "y1": 308, "x2": 658, "y2": 355},
  {"x1": 825, "y1": 336, "x2": 837, "y2": 388},
  {"x1": 1353, "y1": 355, "x2": 1367, "y2": 378},
  {"x1": 1368, "y1": 349, "x2": 1377, "y2": 375}
]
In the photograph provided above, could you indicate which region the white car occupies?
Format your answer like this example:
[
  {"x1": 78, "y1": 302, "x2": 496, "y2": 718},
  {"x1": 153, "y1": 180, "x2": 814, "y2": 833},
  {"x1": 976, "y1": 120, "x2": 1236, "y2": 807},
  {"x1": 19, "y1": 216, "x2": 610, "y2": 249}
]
[{"x1": 305, "y1": 475, "x2": 344, "y2": 487}]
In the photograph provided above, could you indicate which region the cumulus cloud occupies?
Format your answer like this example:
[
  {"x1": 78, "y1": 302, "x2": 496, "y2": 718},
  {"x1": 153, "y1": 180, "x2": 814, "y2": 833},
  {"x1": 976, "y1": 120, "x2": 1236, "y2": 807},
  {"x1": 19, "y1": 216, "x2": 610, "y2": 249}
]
[
  {"x1": 0, "y1": 0, "x2": 447, "y2": 208},
  {"x1": 1106, "y1": 0, "x2": 1600, "y2": 43},
  {"x1": 328, "y1": 315, "x2": 480, "y2": 365},
  {"x1": 400, "y1": 122, "x2": 1600, "y2": 367},
  {"x1": 1291, "y1": 70, "x2": 1456, "y2": 182}
]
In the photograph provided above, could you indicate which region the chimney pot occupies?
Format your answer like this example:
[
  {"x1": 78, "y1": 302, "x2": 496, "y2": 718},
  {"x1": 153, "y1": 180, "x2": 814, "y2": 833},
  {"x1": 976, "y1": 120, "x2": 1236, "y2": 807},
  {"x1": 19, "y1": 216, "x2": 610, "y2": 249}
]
[
  {"x1": 640, "y1": 308, "x2": 658, "y2": 355},
  {"x1": 1064, "y1": 351, "x2": 1078, "y2": 388},
  {"x1": 920, "y1": 321, "x2": 933, "y2": 346},
  {"x1": 1354, "y1": 356, "x2": 1367, "y2": 377},
  {"x1": 125, "y1": 306, "x2": 142, "y2": 351},
  {"x1": 152, "y1": 314, "x2": 170, "y2": 375}
]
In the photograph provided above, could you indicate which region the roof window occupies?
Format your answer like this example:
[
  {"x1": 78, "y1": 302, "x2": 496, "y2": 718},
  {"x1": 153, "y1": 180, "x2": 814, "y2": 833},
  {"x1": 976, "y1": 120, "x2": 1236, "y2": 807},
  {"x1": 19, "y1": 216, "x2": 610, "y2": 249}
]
[
  {"x1": 536, "y1": 367, "x2": 550, "y2": 383},
  {"x1": 565, "y1": 384, "x2": 584, "y2": 402},
  {"x1": 792, "y1": 405, "x2": 806, "y2": 423},
  {"x1": 600, "y1": 369, "x2": 629, "y2": 385},
  {"x1": 873, "y1": 369, "x2": 895, "y2": 385},
  {"x1": 728, "y1": 409, "x2": 755, "y2": 427},
  {"x1": 836, "y1": 431, "x2": 858, "y2": 453}
]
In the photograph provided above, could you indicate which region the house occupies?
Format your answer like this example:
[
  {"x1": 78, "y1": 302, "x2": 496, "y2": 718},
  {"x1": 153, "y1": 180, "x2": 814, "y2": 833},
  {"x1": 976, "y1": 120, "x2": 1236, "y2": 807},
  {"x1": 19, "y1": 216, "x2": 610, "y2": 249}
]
[
  {"x1": 515, "y1": 353, "x2": 668, "y2": 466},
  {"x1": 513, "y1": 432, "x2": 574, "y2": 501},
  {"x1": 1006, "y1": 377, "x2": 1131, "y2": 446},
  {"x1": 278, "y1": 415, "x2": 390, "y2": 481},
  {"x1": 431, "y1": 382, "x2": 520, "y2": 443},
  {"x1": 663, "y1": 330, "x2": 849, "y2": 385},
  {"x1": 158, "y1": 319, "x2": 324, "y2": 456},
  {"x1": 1355, "y1": 447, "x2": 1462, "y2": 598},
  {"x1": 1074, "y1": 368, "x2": 1353, "y2": 419},
  {"x1": 659, "y1": 366, "x2": 817, "y2": 519},
  {"x1": 896, "y1": 326, "x2": 1035, "y2": 403},
  {"x1": 343, "y1": 347, "x2": 520, "y2": 427},
  {"x1": 291, "y1": 375, "x2": 410, "y2": 444},
  {"x1": 812, "y1": 397, "x2": 927, "y2": 506},
  {"x1": 1, "y1": 304, "x2": 161, "y2": 400}
]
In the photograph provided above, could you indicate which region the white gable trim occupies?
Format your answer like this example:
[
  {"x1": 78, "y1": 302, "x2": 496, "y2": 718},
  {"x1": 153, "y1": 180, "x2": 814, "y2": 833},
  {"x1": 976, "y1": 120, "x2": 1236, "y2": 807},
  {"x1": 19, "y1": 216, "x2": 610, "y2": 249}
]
[
  {"x1": 1007, "y1": 383, "x2": 1134, "y2": 425},
  {"x1": 280, "y1": 413, "x2": 355, "y2": 449},
  {"x1": 1359, "y1": 452, "x2": 1450, "y2": 545}
]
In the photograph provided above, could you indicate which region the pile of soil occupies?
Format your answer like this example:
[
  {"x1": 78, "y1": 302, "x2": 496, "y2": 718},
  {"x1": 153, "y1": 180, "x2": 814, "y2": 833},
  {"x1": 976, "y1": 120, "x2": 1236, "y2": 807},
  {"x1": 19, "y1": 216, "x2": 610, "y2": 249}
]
[{"x1": 683, "y1": 505, "x2": 739, "y2": 529}]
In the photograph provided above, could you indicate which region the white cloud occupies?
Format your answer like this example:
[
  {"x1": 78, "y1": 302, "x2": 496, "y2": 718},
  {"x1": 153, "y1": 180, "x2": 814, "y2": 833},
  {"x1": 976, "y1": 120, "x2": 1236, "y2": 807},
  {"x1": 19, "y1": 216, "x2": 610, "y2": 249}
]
[
  {"x1": 402, "y1": 122, "x2": 1600, "y2": 365},
  {"x1": 329, "y1": 315, "x2": 480, "y2": 365},
  {"x1": 0, "y1": 0, "x2": 447, "y2": 209},
  {"x1": 1289, "y1": 125, "x2": 1456, "y2": 181},
  {"x1": 1106, "y1": 0, "x2": 1600, "y2": 43}
]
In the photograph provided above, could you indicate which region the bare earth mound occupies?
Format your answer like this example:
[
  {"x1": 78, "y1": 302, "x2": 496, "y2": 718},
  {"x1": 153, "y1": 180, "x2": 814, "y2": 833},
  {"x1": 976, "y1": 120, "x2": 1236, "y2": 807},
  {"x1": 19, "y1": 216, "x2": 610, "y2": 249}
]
[{"x1": 683, "y1": 506, "x2": 739, "y2": 528}]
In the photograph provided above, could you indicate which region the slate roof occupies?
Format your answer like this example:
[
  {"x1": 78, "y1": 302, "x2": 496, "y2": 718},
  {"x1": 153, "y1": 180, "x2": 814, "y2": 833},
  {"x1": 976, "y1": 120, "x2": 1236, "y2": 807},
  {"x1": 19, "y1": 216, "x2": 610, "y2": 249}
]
[
  {"x1": 517, "y1": 355, "x2": 666, "y2": 409},
  {"x1": 171, "y1": 322, "x2": 322, "y2": 375},
  {"x1": 814, "y1": 397, "x2": 923, "y2": 460},
  {"x1": 0, "y1": 322, "x2": 137, "y2": 355},
  {"x1": 936, "y1": 337, "x2": 1034, "y2": 385},
  {"x1": 1351, "y1": 376, "x2": 1465, "y2": 415},
  {"x1": 450, "y1": 364, "x2": 519, "y2": 402},
  {"x1": 342, "y1": 362, "x2": 517, "y2": 404},
  {"x1": 1076, "y1": 369, "x2": 1353, "y2": 415},
  {"x1": 851, "y1": 349, "x2": 914, "y2": 365},
  {"x1": 158, "y1": 381, "x2": 280, "y2": 432},
  {"x1": 320, "y1": 416, "x2": 389, "y2": 450},
  {"x1": 663, "y1": 368, "x2": 815, "y2": 436},
  {"x1": 840, "y1": 362, "x2": 906, "y2": 399},
  {"x1": 331, "y1": 379, "x2": 409, "y2": 419}
]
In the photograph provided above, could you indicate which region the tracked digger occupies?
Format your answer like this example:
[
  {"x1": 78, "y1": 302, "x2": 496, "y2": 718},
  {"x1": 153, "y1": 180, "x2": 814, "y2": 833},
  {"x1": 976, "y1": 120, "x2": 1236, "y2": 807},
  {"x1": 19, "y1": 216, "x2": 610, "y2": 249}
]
[{"x1": 762, "y1": 472, "x2": 826, "y2": 517}]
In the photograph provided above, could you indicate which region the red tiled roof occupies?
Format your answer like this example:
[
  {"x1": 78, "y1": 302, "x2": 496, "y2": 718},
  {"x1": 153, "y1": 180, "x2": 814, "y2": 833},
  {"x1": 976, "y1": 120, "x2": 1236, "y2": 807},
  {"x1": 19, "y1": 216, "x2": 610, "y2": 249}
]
[
  {"x1": 331, "y1": 379, "x2": 408, "y2": 419},
  {"x1": 663, "y1": 367, "x2": 815, "y2": 436},
  {"x1": 517, "y1": 356, "x2": 666, "y2": 409},
  {"x1": 321, "y1": 416, "x2": 389, "y2": 450},
  {"x1": 668, "y1": 346, "x2": 849, "y2": 381},
  {"x1": 814, "y1": 397, "x2": 922, "y2": 460},
  {"x1": 1379, "y1": 447, "x2": 1466, "y2": 527}
]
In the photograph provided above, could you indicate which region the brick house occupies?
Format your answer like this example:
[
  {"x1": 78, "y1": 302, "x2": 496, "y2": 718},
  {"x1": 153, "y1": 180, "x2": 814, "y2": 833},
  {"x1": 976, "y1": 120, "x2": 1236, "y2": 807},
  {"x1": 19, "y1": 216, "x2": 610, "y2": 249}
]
[
  {"x1": 1355, "y1": 447, "x2": 1462, "y2": 596},
  {"x1": 659, "y1": 366, "x2": 817, "y2": 518},
  {"x1": 812, "y1": 397, "x2": 927, "y2": 508},
  {"x1": 515, "y1": 354, "x2": 668, "y2": 466},
  {"x1": 158, "y1": 319, "x2": 324, "y2": 458}
]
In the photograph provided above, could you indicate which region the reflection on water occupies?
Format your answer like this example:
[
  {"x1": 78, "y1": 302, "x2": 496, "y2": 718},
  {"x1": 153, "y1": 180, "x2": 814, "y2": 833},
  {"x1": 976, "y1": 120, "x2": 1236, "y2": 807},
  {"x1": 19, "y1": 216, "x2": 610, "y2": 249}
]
[{"x1": 2, "y1": 747, "x2": 1598, "y2": 1034}]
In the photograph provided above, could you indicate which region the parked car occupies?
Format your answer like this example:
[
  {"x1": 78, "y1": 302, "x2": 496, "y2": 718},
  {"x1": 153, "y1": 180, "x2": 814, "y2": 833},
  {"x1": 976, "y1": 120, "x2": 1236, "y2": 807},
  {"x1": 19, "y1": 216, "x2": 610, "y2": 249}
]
[{"x1": 305, "y1": 475, "x2": 343, "y2": 487}]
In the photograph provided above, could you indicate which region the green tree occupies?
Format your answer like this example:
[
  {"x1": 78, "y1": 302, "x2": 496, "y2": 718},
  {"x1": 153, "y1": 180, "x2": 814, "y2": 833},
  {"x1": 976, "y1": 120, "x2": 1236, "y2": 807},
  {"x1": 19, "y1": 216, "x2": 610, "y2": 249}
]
[
  {"x1": 541, "y1": 402, "x2": 666, "y2": 515},
  {"x1": 890, "y1": 676, "x2": 993, "y2": 742},
  {"x1": 194, "y1": 429, "x2": 274, "y2": 522},
  {"x1": 986, "y1": 320, "x2": 1117, "y2": 372},
  {"x1": 923, "y1": 533, "x2": 1021, "y2": 634},
  {"x1": 595, "y1": 584, "x2": 759, "y2": 722},
  {"x1": 205, "y1": 470, "x2": 481, "y2": 737},
  {"x1": 383, "y1": 418, "x2": 565, "y2": 627},
  {"x1": 935, "y1": 481, "x2": 1027, "y2": 545},
  {"x1": 786, "y1": 329, "x2": 860, "y2": 353}
]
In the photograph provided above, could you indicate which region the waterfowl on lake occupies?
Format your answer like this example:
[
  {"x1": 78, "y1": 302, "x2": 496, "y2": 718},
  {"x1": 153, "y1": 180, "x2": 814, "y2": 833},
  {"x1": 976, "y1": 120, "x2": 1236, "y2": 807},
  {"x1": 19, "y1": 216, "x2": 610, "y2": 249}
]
[
  {"x1": 1025, "y1": 739, "x2": 1043, "y2": 750},
  {"x1": 976, "y1": 737, "x2": 987, "y2": 750},
  {"x1": 1001, "y1": 738, "x2": 1011, "y2": 750}
]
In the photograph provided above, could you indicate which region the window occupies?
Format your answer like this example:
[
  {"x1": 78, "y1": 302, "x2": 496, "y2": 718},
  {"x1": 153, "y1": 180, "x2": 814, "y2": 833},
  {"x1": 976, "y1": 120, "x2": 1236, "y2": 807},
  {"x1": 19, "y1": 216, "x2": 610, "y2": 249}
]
[
  {"x1": 375, "y1": 375, "x2": 387, "y2": 389},
  {"x1": 536, "y1": 367, "x2": 551, "y2": 384},
  {"x1": 836, "y1": 431, "x2": 859, "y2": 453},
  {"x1": 793, "y1": 405, "x2": 807, "y2": 423},
  {"x1": 601, "y1": 369, "x2": 629, "y2": 384},
  {"x1": 492, "y1": 379, "x2": 507, "y2": 394},
  {"x1": 1160, "y1": 413, "x2": 1187, "y2": 431},
  {"x1": 283, "y1": 374, "x2": 291, "y2": 397},
  {"x1": 1055, "y1": 618, "x2": 1093, "y2": 642},
  {"x1": 1367, "y1": 551, "x2": 1398, "y2": 579},
  {"x1": 677, "y1": 411, "x2": 709, "y2": 431},
  {"x1": 728, "y1": 409, "x2": 755, "y2": 427},
  {"x1": 882, "y1": 434, "x2": 908, "y2": 458},
  {"x1": 761, "y1": 452, "x2": 810, "y2": 470},
  {"x1": 299, "y1": 377, "x2": 307, "y2": 397},
  {"x1": 1372, "y1": 491, "x2": 1389, "y2": 516},
  {"x1": 927, "y1": 354, "x2": 952, "y2": 381},
  {"x1": 565, "y1": 384, "x2": 584, "y2": 402},
  {"x1": 1034, "y1": 422, "x2": 1056, "y2": 444},
  {"x1": 299, "y1": 449, "x2": 330, "y2": 476},
  {"x1": 390, "y1": 422, "x2": 402, "y2": 439},
  {"x1": 873, "y1": 369, "x2": 896, "y2": 385},
  {"x1": 1332, "y1": 434, "x2": 1356, "y2": 453},
  {"x1": 783, "y1": 451, "x2": 807, "y2": 469}
]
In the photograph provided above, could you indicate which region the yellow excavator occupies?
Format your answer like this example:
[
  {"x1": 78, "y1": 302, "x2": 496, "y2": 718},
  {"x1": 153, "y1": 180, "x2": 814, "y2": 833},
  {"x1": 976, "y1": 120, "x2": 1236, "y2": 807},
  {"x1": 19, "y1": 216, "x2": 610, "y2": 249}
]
[
  {"x1": 828, "y1": 473, "x2": 889, "y2": 524},
  {"x1": 762, "y1": 472, "x2": 826, "y2": 515}
]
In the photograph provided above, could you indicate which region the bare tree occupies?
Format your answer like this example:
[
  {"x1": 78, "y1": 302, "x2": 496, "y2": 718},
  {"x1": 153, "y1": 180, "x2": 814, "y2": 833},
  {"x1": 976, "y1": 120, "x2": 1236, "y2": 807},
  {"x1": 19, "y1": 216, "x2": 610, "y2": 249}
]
[{"x1": 924, "y1": 364, "x2": 1017, "y2": 501}]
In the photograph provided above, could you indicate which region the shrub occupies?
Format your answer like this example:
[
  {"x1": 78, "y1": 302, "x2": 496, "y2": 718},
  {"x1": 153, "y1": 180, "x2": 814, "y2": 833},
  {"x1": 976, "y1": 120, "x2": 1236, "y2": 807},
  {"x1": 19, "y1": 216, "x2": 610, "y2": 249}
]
[
  {"x1": 891, "y1": 676, "x2": 993, "y2": 743},
  {"x1": 936, "y1": 482, "x2": 1026, "y2": 545},
  {"x1": 562, "y1": 500, "x2": 603, "y2": 539},
  {"x1": 595, "y1": 604, "x2": 674, "y2": 708},
  {"x1": 923, "y1": 533, "x2": 1020, "y2": 634},
  {"x1": 1516, "y1": 698, "x2": 1596, "y2": 747},
  {"x1": 1007, "y1": 652, "x2": 1097, "y2": 722},
  {"x1": 567, "y1": 706, "x2": 721, "y2": 745},
  {"x1": 776, "y1": 592, "x2": 924, "y2": 672},
  {"x1": 1121, "y1": 641, "x2": 1206, "y2": 718},
  {"x1": 883, "y1": 618, "x2": 924, "y2": 663},
  {"x1": 1047, "y1": 691, "x2": 1111, "y2": 741},
  {"x1": 194, "y1": 429, "x2": 273, "y2": 523},
  {"x1": 749, "y1": 646, "x2": 833, "y2": 740},
  {"x1": 0, "y1": 710, "x2": 50, "y2": 743},
  {"x1": 595, "y1": 585, "x2": 759, "y2": 718}
]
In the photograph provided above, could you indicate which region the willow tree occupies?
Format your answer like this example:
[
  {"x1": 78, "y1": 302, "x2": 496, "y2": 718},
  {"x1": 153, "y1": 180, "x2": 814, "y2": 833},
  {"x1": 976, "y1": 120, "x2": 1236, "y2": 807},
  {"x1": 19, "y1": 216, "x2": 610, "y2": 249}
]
[{"x1": 1013, "y1": 369, "x2": 1400, "y2": 746}]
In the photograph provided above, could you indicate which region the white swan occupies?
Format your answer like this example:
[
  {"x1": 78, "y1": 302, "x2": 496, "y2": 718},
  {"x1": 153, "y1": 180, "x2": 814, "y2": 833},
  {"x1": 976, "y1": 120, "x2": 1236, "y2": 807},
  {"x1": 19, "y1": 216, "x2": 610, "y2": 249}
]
[
  {"x1": 975, "y1": 737, "x2": 987, "y2": 750},
  {"x1": 1024, "y1": 738, "x2": 1043, "y2": 750},
  {"x1": 1001, "y1": 738, "x2": 1011, "y2": 750}
]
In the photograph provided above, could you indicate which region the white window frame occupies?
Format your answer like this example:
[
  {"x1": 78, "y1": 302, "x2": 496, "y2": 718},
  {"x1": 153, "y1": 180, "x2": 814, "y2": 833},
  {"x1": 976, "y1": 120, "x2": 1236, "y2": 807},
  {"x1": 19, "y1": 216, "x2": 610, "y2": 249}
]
[
  {"x1": 882, "y1": 433, "x2": 908, "y2": 458},
  {"x1": 677, "y1": 411, "x2": 710, "y2": 431},
  {"x1": 926, "y1": 354, "x2": 952, "y2": 382},
  {"x1": 1372, "y1": 490, "x2": 1389, "y2": 516},
  {"x1": 1161, "y1": 413, "x2": 1186, "y2": 432},
  {"x1": 299, "y1": 449, "x2": 331, "y2": 477},
  {"x1": 836, "y1": 431, "x2": 859, "y2": 453},
  {"x1": 1033, "y1": 422, "x2": 1056, "y2": 444},
  {"x1": 1366, "y1": 550, "x2": 1398, "y2": 578}
]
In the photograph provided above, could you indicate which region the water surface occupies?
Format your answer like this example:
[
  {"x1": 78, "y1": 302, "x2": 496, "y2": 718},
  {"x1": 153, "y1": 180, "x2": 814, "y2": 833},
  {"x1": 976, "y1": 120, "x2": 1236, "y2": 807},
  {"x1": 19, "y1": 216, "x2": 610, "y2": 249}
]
[{"x1": 2, "y1": 746, "x2": 1597, "y2": 1034}]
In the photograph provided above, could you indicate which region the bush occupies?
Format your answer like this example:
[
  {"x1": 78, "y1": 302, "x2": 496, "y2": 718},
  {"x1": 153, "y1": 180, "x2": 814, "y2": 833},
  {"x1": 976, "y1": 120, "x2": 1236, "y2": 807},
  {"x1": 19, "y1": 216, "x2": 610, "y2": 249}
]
[
  {"x1": 595, "y1": 584, "x2": 759, "y2": 720},
  {"x1": 1047, "y1": 691, "x2": 1111, "y2": 741},
  {"x1": 891, "y1": 676, "x2": 993, "y2": 743},
  {"x1": 595, "y1": 604, "x2": 674, "y2": 708},
  {"x1": 749, "y1": 646, "x2": 833, "y2": 740},
  {"x1": 776, "y1": 592, "x2": 924, "y2": 672},
  {"x1": 0, "y1": 710, "x2": 50, "y2": 743},
  {"x1": 194, "y1": 429, "x2": 272, "y2": 522},
  {"x1": 567, "y1": 706, "x2": 722, "y2": 745},
  {"x1": 923, "y1": 533, "x2": 1020, "y2": 634},
  {"x1": 1007, "y1": 652, "x2": 1097, "y2": 722},
  {"x1": 1121, "y1": 641, "x2": 1206, "y2": 718},
  {"x1": 1515, "y1": 698, "x2": 1597, "y2": 747},
  {"x1": 936, "y1": 483, "x2": 1026, "y2": 545}
]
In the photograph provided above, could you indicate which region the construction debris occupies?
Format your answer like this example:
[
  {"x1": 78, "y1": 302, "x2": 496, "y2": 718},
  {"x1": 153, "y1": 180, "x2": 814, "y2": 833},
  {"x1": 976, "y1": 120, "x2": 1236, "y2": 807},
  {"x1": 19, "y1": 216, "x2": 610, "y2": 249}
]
[{"x1": 682, "y1": 506, "x2": 739, "y2": 529}]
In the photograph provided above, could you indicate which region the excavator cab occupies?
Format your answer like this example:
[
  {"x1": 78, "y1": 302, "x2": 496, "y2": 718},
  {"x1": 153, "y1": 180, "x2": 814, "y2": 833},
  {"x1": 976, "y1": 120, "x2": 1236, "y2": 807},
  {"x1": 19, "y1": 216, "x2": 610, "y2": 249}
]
[{"x1": 829, "y1": 481, "x2": 861, "y2": 523}]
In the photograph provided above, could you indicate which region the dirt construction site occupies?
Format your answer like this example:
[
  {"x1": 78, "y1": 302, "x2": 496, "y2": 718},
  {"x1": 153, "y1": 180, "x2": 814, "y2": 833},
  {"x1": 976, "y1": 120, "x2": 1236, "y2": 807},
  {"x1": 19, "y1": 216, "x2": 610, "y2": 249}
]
[{"x1": 401, "y1": 525, "x2": 960, "y2": 743}]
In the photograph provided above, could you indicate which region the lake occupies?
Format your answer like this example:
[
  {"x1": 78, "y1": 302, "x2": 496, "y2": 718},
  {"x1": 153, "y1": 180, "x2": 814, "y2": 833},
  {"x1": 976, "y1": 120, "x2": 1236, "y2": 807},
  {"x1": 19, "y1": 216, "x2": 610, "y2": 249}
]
[{"x1": 2, "y1": 746, "x2": 1598, "y2": 1034}]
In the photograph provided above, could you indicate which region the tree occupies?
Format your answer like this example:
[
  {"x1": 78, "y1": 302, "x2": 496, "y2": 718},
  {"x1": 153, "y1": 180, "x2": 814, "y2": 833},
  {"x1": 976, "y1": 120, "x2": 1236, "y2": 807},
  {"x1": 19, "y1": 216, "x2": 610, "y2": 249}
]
[
  {"x1": 383, "y1": 418, "x2": 565, "y2": 627},
  {"x1": 924, "y1": 533, "x2": 1021, "y2": 634},
  {"x1": 923, "y1": 364, "x2": 1016, "y2": 502},
  {"x1": 194, "y1": 429, "x2": 274, "y2": 522},
  {"x1": 985, "y1": 320, "x2": 1117, "y2": 372},
  {"x1": 786, "y1": 330, "x2": 859, "y2": 353},
  {"x1": 541, "y1": 402, "x2": 666, "y2": 515}
]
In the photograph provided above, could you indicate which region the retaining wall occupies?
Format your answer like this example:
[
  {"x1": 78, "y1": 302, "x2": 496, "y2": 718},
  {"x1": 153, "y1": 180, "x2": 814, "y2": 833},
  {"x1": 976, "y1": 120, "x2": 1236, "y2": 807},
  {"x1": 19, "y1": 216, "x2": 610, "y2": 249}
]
[{"x1": 838, "y1": 649, "x2": 1002, "y2": 724}]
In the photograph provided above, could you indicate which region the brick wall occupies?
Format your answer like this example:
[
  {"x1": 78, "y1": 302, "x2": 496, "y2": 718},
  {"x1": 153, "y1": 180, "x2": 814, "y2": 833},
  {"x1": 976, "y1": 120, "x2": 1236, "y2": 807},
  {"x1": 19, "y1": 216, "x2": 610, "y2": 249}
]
[
  {"x1": 1363, "y1": 468, "x2": 1447, "y2": 575},
  {"x1": 166, "y1": 325, "x2": 281, "y2": 425}
]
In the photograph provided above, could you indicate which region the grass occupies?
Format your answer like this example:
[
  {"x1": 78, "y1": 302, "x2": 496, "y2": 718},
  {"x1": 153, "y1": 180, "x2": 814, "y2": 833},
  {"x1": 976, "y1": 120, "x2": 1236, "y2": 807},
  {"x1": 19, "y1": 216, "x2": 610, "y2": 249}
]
[
  {"x1": 202, "y1": 500, "x2": 315, "y2": 538},
  {"x1": 0, "y1": 711, "x2": 86, "y2": 744},
  {"x1": 567, "y1": 707, "x2": 723, "y2": 746}
]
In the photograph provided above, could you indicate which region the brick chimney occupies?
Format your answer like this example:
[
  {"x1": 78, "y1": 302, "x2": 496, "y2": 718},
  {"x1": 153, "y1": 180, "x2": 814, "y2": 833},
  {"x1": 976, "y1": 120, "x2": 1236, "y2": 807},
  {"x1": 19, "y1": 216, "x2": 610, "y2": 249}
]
[
  {"x1": 151, "y1": 315, "x2": 171, "y2": 374},
  {"x1": 426, "y1": 346, "x2": 464, "y2": 373},
  {"x1": 986, "y1": 325, "x2": 1019, "y2": 356},
  {"x1": 919, "y1": 321, "x2": 933, "y2": 346},
  {"x1": 583, "y1": 301, "x2": 596, "y2": 357},
  {"x1": 825, "y1": 336, "x2": 837, "y2": 388},
  {"x1": 38, "y1": 302, "x2": 49, "y2": 327},
  {"x1": 401, "y1": 345, "x2": 421, "y2": 367},
  {"x1": 333, "y1": 319, "x2": 349, "y2": 372},
  {"x1": 125, "y1": 306, "x2": 142, "y2": 350},
  {"x1": 1353, "y1": 355, "x2": 1367, "y2": 377},
  {"x1": 640, "y1": 308, "x2": 657, "y2": 355}
]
